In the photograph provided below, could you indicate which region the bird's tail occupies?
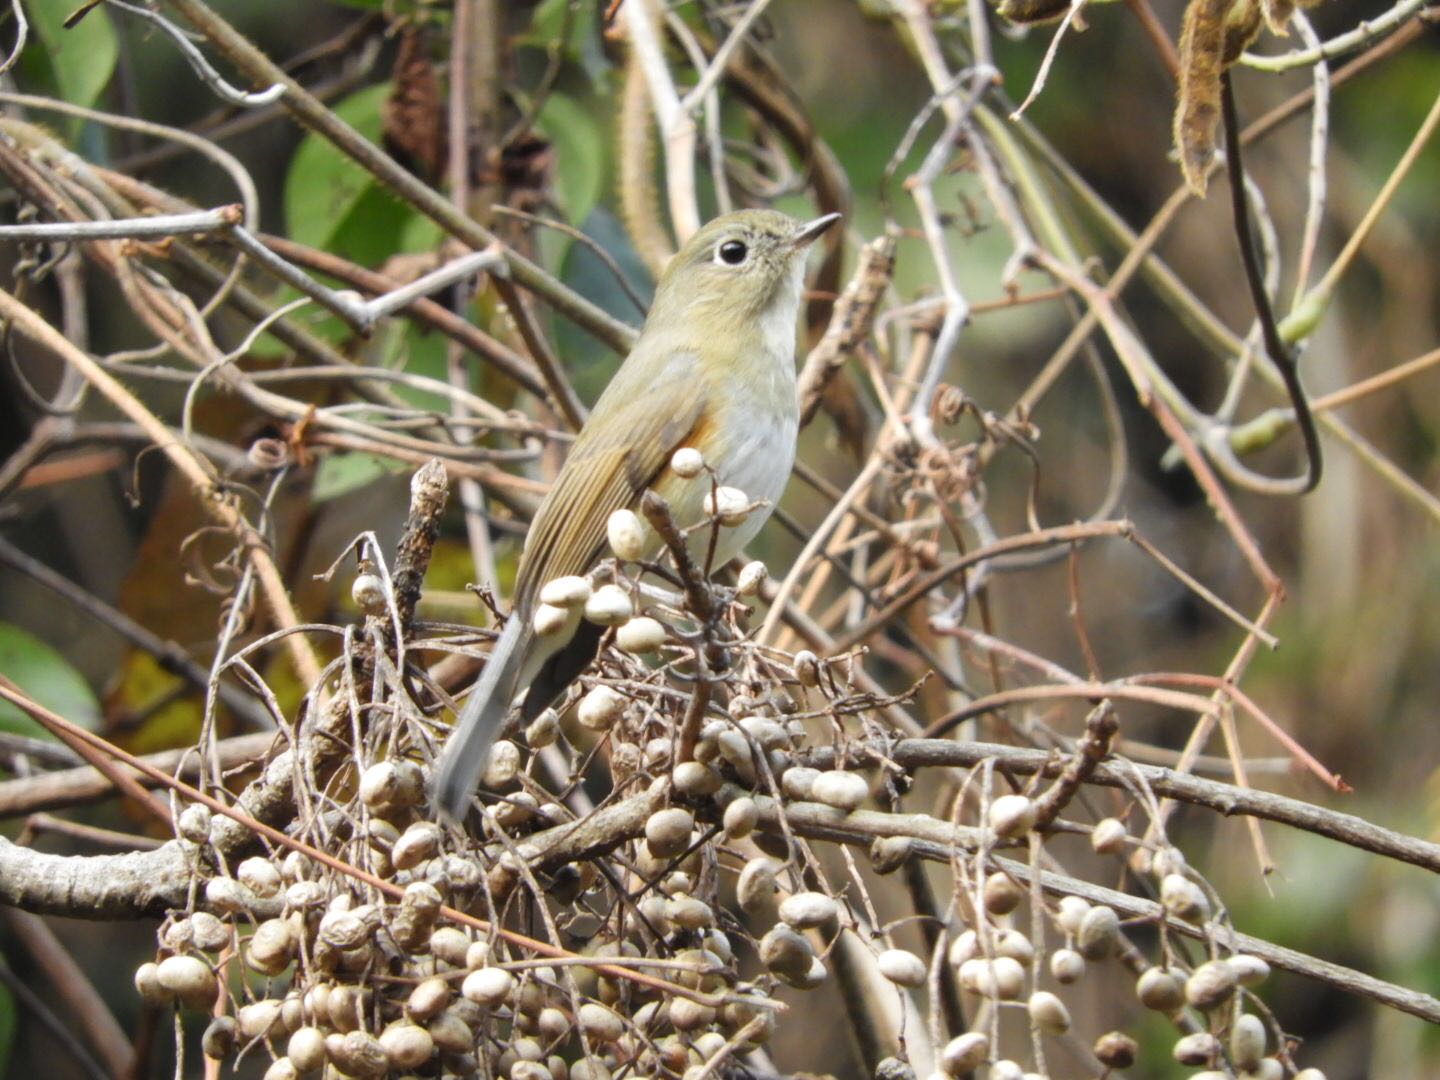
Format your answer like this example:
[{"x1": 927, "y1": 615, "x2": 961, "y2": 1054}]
[{"x1": 433, "y1": 616, "x2": 526, "y2": 824}]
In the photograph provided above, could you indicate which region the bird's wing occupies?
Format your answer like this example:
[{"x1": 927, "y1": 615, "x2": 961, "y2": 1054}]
[{"x1": 515, "y1": 349, "x2": 707, "y2": 602}]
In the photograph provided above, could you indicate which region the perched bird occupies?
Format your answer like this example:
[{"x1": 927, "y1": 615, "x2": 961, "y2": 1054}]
[{"x1": 434, "y1": 208, "x2": 840, "y2": 822}]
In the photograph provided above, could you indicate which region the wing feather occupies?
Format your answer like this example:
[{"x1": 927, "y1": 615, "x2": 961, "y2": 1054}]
[{"x1": 515, "y1": 350, "x2": 706, "y2": 603}]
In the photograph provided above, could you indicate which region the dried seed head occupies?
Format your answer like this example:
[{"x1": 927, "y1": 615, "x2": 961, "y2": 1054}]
[
  {"x1": 990, "y1": 956, "x2": 1026, "y2": 1000},
  {"x1": 644, "y1": 807, "x2": 695, "y2": 859},
  {"x1": 462, "y1": 966, "x2": 515, "y2": 1007},
  {"x1": 759, "y1": 924, "x2": 814, "y2": 980},
  {"x1": 1055, "y1": 895, "x2": 1090, "y2": 934},
  {"x1": 722, "y1": 795, "x2": 758, "y2": 839},
  {"x1": 1090, "y1": 817, "x2": 1128, "y2": 855},
  {"x1": 1049, "y1": 949, "x2": 1085, "y2": 985},
  {"x1": 1153, "y1": 845, "x2": 1187, "y2": 878},
  {"x1": 189, "y1": 912, "x2": 229, "y2": 952},
  {"x1": 672, "y1": 760, "x2": 721, "y2": 797},
  {"x1": 793, "y1": 649, "x2": 821, "y2": 687},
  {"x1": 379, "y1": 1022, "x2": 435, "y2": 1069},
  {"x1": 578, "y1": 685, "x2": 625, "y2": 730},
  {"x1": 465, "y1": 939, "x2": 492, "y2": 970},
  {"x1": 1027, "y1": 990, "x2": 1071, "y2": 1034},
  {"x1": 201, "y1": 1015, "x2": 237, "y2": 1060},
  {"x1": 134, "y1": 962, "x2": 166, "y2": 1006},
  {"x1": 393, "y1": 821, "x2": 443, "y2": 871},
  {"x1": 779, "y1": 891, "x2": 838, "y2": 929},
  {"x1": 739, "y1": 715, "x2": 788, "y2": 749},
  {"x1": 427, "y1": 1007, "x2": 475, "y2": 1054},
  {"x1": 989, "y1": 1060, "x2": 1024, "y2": 1080},
  {"x1": 1093, "y1": 1031, "x2": 1138, "y2": 1069},
  {"x1": 1228, "y1": 953, "x2": 1271, "y2": 987},
  {"x1": 177, "y1": 804, "x2": 211, "y2": 844},
  {"x1": 238, "y1": 999, "x2": 284, "y2": 1040},
  {"x1": 994, "y1": 928, "x2": 1035, "y2": 966},
  {"x1": 429, "y1": 926, "x2": 471, "y2": 967},
  {"x1": 584, "y1": 584, "x2": 633, "y2": 626},
  {"x1": 525, "y1": 708, "x2": 561, "y2": 748},
  {"x1": 671, "y1": 447, "x2": 705, "y2": 478},
  {"x1": 870, "y1": 835, "x2": 913, "y2": 874},
  {"x1": 287, "y1": 1027, "x2": 326, "y2": 1073},
  {"x1": 607, "y1": 509, "x2": 648, "y2": 561},
  {"x1": 948, "y1": 930, "x2": 979, "y2": 968},
  {"x1": 539, "y1": 575, "x2": 592, "y2": 608},
  {"x1": 1160, "y1": 873, "x2": 1210, "y2": 923},
  {"x1": 156, "y1": 955, "x2": 217, "y2": 1010},
  {"x1": 781, "y1": 765, "x2": 820, "y2": 800},
  {"x1": 351, "y1": 571, "x2": 387, "y2": 614},
  {"x1": 670, "y1": 997, "x2": 717, "y2": 1032},
  {"x1": 359, "y1": 761, "x2": 402, "y2": 810},
  {"x1": 246, "y1": 918, "x2": 296, "y2": 976},
  {"x1": 328, "y1": 1030, "x2": 388, "y2": 1078},
  {"x1": 482, "y1": 740, "x2": 522, "y2": 788},
  {"x1": 1247, "y1": 1061, "x2": 1284, "y2": 1080},
  {"x1": 737, "y1": 857, "x2": 780, "y2": 915},
  {"x1": 1231, "y1": 1013, "x2": 1266, "y2": 1071},
  {"x1": 878, "y1": 949, "x2": 927, "y2": 987},
  {"x1": 705, "y1": 486, "x2": 751, "y2": 526},
  {"x1": 578, "y1": 1002, "x2": 626, "y2": 1042},
  {"x1": 983, "y1": 871, "x2": 1023, "y2": 915},
  {"x1": 533, "y1": 603, "x2": 574, "y2": 638},
  {"x1": 616, "y1": 615, "x2": 667, "y2": 653},
  {"x1": 263, "y1": 1057, "x2": 299, "y2": 1080},
  {"x1": 666, "y1": 895, "x2": 715, "y2": 931},
  {"x1": 1173, "y1": 1031, "x2": 1221, "y2": 1066},
  {"x1": 204, "y1": 876, "x2": 248, "y2": 914},
  {"x1": 988, "y1": 794, "x2": 1037, "y2": 838},
  {"x1": 940, "y1": 1032, "x2": 989, "y2": 1076},
  {"x1": 1076, "y1": 905, "x2": 1120, "y2": 960},
  {"x1": 406, "y1": 977, "x2": 451, "y2": 1023},
  {"x1": 1136, "y1": 966, "x2": 1186, "y2": 1012},
  {"x1": 736, "y1": 560, "x2": 768, "y2": 595},
  {"x1": 1185, "y1": 959, "x2": 1238, "y2": 1011},
  {"x1": 811, "y1": 770, "x2": 868, "y2": 811}
]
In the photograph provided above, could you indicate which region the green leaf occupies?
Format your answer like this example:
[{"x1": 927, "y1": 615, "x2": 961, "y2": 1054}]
[
  {"x1": 313, "y1": 451, "x2": 400, "y2": 502},
  {"x1": 284, "y1": 83, "x2": 416, "y2": 265},
  {"x1": 22, "y1": 0, "x2": 118, "y2": 109},
  {"x1": 0, "y1": 622, "x2": 100, "y2": 738},
  {"x1": 534, "y1": 94, "x2": 605, "y2": 225}
]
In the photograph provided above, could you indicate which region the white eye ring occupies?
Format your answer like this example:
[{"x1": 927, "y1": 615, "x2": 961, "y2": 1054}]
[{"x1": 715, "y1": 239, "x2": 749, "y2": 266}]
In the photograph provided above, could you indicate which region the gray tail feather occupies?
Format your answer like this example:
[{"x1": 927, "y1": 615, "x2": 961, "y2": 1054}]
[{"x1": 433, "y1": 617, "x2": 526, "y2": 824}]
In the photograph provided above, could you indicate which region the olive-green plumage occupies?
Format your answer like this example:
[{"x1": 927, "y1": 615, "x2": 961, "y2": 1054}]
[{"x1": 434, "y1": 208, "x2": 839, "y2": 822}]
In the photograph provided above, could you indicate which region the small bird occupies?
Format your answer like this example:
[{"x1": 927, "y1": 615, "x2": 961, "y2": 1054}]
[{"x1": 434, "y1": 208, "x2": 840, "y2": 822}]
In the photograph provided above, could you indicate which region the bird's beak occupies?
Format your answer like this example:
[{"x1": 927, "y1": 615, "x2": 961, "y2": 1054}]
[{"x1": 787, "y1": 212, "x2": 842, "y2": 249}]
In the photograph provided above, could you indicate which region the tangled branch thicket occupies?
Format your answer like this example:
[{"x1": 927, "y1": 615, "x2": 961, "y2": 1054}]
[{"x1": 0, "y1": 0, "x2": 1437, "y2": 1078}]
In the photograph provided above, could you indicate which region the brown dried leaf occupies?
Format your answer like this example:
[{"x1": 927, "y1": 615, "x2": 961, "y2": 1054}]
[
  {"x1": 1174, "y1": 0, "x2": 1232, "y2": 196},
  {"x1": 381, "y1": 28, "x2": 447, "y2": 184}
]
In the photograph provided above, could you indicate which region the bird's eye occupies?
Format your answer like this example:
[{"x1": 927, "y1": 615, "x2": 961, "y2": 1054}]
[{"x1": 716, "y1": 239, "x2": 749, "y2": 266}]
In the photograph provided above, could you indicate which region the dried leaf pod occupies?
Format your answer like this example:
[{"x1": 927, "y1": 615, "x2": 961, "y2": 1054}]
[
  {"x1": 237, "y1": 999, "x2": 284, "y2": 1040},
  {"x1": 379, "y1": 1022, "x2": 435, "y2": 1069},
  {"x1": 607, "y1": 509, "x2": 648, "y2": 561},
  {"x1": 1174, "y1": 1031, "x2": 1222, "y2": 1066},
  {"x1": 287, "y1": 1027, "x2": 326, "y2": 1073},
  {"x1": 736, "y1": 560, "x2": 769, "y2": 595},
  {"x1": 737, "y1": 857, "x2": 780, "y2": 915},
  {"x1": 200, "y1": 1015, "x2": 236, "y2": 1060},
  {"x1": 704, "y1": 486, "x2": 751, "y2": 526},
  {"x1": 759, "y1": 924, "x2": 814, "y2": 981},
  {"x1": 670, "y1": 447, "x2": 705, "y2": 478},
  {"x1": 1090, "y1": 817, "x2": 1128, "y2": 854},
  {"x1": 1094, "y1": 1031, "x2": 1139, "y2": 1069},
  {"x1": 1076, "y1": 904, "x2": 1121, "y2": 960},
  {"x1": 538, "y1": 575, "x2": 592, "y2": 608},
  {"x1": 327, "y1": 1030, "x2": 389, "y2": 1079},
  {"x1": 878, "y1": 948, "x2": 927, "y2": 987},
  {"x1": 940, "y1": 1031, "x2": 989, "y2": 1076},
  {"x1": 988, "y1": 794, "x2": 1037, "y2": 838},
  {"x1": 779, "y1": 891, "x2": 838, "y2": 929},
  {"x1": 616, "y1": 615, "x2": 667, "y2": 653},
  {"x1": 1049, "y1": 948, "x2": 1085, "y2": 985},
  {"x1": 1185, "y1": 959, "x2": 1238, "y2": 1010},
  {"x1": 1137, "y1": 966, "x2": 1186, "y2": 1011},
  {"x1": 811, "y1": 770, "x2": 868, "y2": 811},
  {"x1": 156, "y1": 954, "x2": 217, "y2": 1010},
  {"x1": 722, "y1": 795, "x2": 758, "y2": 839},
  {"x1": 1231, "y1": 1013, "x2": 1266, "y2": 1071},
  {"x1": 984, "y1": 871, "x2": 1023, "y2": 915},
  {"x1": 1028, "y1": 989, "x2": 1071, "y2": 1034},
  {"x1": 578, "y1": 1002, "x2": 626, "y2": 1042},
  {"x1": 584, "y1": 584, "x2": 634, "y2": 627},
  {"x1": 462, "y1": 966, "x2": 515, "y2": 1007},
  {"x1": 644, "y1": 807, "x2": 695, "y2": 859},
  {"x1": 1161, "y1": 873, "x2": 1211, "y2": 923}
]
